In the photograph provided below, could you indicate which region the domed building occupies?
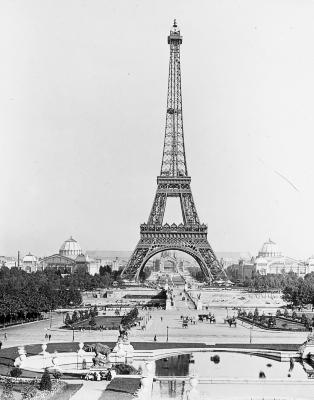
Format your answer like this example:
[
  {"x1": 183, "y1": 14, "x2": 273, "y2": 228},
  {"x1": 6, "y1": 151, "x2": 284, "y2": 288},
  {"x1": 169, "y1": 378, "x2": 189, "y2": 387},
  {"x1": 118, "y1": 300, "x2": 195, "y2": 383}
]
[
  {"x1": 22, "y1": 253, "x2": 38, "y2": 273},
  {"x1": 59, "y1": 237, "x2": 82, "y2": 259},
  {"x1": 227, "y1": 238, "x2": 308, "y2": 281},
  {"x1": 255, "y1": 239, "x2": 306, "y2": 276},
  {"x1": 39, "y1": 236, "x2": 100, "y2": 275},
  {"x1": 257, "y1": 239, "x2": 282, "y2": 258}
]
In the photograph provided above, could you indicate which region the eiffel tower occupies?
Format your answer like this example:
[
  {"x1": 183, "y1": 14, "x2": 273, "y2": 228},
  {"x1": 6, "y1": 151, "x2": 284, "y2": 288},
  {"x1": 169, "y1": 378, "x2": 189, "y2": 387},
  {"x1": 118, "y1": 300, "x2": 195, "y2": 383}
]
[{"x1": 121, "y1": 20, "x2": 226, "y2": 283}]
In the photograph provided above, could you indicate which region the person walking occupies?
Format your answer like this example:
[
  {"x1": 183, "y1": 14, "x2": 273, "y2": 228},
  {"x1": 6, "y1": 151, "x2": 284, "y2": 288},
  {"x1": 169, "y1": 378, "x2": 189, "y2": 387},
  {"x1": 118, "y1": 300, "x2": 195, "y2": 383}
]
[
  {"x1": 0, "y1": 341, "x2": 2, "y2": 350},
  {"x1": 48, "y1": 334, "x2": 51, "y2": 341},
  {"x1": 160, "y1": 316, "x2": 163, "y2": 322},
  {"x1": 4, "y1": 333, "x2": 7, "y2": 341},
  {"x1": 154, "y1": 335, "x2": 157, "y2": 342}
]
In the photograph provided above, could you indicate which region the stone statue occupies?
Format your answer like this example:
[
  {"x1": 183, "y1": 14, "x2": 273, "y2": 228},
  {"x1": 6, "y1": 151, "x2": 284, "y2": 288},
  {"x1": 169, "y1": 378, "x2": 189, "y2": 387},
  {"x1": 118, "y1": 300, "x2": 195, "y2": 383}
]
[{"x1": 83, "y1": 343, "x2": 111, "y2": 367}]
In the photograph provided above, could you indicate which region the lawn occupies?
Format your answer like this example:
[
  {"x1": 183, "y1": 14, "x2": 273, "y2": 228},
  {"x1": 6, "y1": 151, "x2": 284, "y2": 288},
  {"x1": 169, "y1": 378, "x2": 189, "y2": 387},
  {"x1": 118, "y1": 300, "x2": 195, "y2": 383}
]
[
  {"x1": 275, "y1": 317, "x2": 308, "y2": 331},
  {"x1": 71, "y1": 316, "x2": 122, "y2": 330},
  {"x1": 98, "y1": 377, "x2": 141, "y2": 400},
  {"x1": 50, "y1": 383, "x2": 83, "y2": 400}
]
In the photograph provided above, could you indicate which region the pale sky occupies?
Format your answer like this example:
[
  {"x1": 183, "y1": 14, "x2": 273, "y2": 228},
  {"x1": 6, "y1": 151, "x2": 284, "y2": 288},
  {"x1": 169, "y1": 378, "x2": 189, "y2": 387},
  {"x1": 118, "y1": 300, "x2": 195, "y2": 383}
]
[{"x1": 1, "y1": 0, "x2": 314, "y2": 259}]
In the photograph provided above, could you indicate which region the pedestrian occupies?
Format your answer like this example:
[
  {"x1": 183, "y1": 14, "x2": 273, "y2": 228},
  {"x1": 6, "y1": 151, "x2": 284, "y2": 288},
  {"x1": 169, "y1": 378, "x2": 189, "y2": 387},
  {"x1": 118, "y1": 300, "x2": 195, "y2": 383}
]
[
  {"x1": 154, "y1": 335, "x2": 157, "y2": 342},
  {"x1": 48, "y1": 334, "x2": 51, "y2": 341},
  {"x1": 160, "y1": 316, "x2": 163, "y2": 322},
  {"x1": 4, "y1": 333, "x2": 7, "y2": 341},
  {"x1": 0, "y1": 341, "x2": 2, "y2": 350},
  {"x1": 45, "y1": 333, "x2": 48, "y2": 339}
]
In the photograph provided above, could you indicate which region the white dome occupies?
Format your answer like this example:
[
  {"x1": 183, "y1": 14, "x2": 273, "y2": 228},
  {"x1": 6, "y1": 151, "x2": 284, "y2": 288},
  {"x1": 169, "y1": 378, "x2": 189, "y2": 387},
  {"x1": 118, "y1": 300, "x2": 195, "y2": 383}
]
[
  {"x1": 23, "y1": 253, "x2": 37, "y2": 263},
  {"x1": 59, "y1": 236, "x2": 82, "y2": 259},
  {"x1": 258, "y1": 239, "x2": 282, "y2": 258}
]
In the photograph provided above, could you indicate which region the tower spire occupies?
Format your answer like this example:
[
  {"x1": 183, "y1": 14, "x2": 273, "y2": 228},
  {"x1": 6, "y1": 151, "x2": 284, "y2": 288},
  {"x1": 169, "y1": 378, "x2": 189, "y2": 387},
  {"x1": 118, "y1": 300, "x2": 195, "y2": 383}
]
[{"x1": 160, "y1": 21, "x2": 187, "y2": 177}]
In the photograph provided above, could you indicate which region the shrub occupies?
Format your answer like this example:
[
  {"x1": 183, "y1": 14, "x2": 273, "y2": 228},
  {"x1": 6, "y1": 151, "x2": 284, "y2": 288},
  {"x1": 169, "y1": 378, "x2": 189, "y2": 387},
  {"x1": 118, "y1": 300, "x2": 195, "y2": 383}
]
[
  {"x1": 71, "y1": 311, "x2": 79, "y2": 324},
  {"x1": 291, "y1": 311, "x2": 298, "y2": 320},
  {"x1": 210, "y1": 355, "x2": 220, "y2": 364},
  {"x1": 22, "y1": 383, "x2": 38, "y2": 399},
  {"x1": 284, "y1": 308, "x2": 289, "y2": 318},
  {"x1": 276, "y1": 309, "x2": 282, "y2": 317},
  {"x1": 114, "y1": 363, "x2": 139, "y2": 375},
  {"x1": 121, "y1": 308, "x2": 139, "y2": 329},
  {"x1": 89, "y1": 316, "x2": 96, "y2": 327},
  {"x1": 1, "y1": 379, "x2": 14, "y2": 400},
  {"x1": 64, "y1": 313, "x2": 72, "y2": 326},
  {"x1": 259, "y1": 313, "x2": 266, "y2": 323},
  {"x1": 39, "y1": 369, "x2": 52, "y2": 391},
  {"x1": 301, "y1": 313, "x2": 307, "y2": 325},
  {"x1": 10, "y1": 367, "x2": 22, "y2": 377},
  {"x1": 259, "y1": 371, "x2": 266, "y2": 379},
  {"x1": 253, "y1": 308, "x2": 259, "y2": 320},
  {"x1": 247, "y1": 311, "x2": 253, "y2": 319},
  {"x1": 52, "y1": 370, "x2": 62, "y2": 379}
]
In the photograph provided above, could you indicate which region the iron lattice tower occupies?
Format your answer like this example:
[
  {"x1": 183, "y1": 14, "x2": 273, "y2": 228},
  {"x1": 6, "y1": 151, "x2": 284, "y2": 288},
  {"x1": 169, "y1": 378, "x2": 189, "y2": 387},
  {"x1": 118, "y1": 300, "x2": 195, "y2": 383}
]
[{"x1": 121, "y1": 21, "x2": 226, "y2": 282}]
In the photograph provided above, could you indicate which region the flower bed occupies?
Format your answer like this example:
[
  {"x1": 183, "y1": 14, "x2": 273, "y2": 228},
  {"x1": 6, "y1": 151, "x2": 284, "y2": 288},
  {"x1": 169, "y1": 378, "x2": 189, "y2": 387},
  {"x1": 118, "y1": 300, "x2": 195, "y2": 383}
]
[{"x1": 237, "y1": 316, "x2": 309, "y2": 331}]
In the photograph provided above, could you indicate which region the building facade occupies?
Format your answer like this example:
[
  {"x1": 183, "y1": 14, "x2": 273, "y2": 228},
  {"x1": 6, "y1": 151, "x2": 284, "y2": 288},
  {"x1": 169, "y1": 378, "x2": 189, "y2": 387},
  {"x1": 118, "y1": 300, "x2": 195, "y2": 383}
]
[
  {"x1": 227, "y1": 239, "x2": 313, "y2": 282},
  {"x1": 40, "y1": 236, "x2": 100, "y2": 275}
]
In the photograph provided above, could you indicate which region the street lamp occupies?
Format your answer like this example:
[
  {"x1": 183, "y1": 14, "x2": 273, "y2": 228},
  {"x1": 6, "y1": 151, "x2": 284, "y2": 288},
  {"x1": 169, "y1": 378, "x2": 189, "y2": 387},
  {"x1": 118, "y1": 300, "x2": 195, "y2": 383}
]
[
  {"x1": 166, "y1": 326, "x2": 169, "y2": 342},
  {"x1": 249, "y1": 322, "x2": 253, "y2": 344},
  {"x1": 72, "y1": 327, "x2": 75, "y2": 342}
]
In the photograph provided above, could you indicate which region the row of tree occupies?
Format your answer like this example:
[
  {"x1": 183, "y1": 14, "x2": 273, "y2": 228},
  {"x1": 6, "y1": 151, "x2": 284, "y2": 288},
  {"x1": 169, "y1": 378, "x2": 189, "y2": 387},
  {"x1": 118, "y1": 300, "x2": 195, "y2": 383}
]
[
  {"x1": 64, "y1": 306, "x2": 99, "y2": 326},
  {"x1": 0, "y1": 267, "x2": 82, "y2": 325},
  {"x1": 282, "y1": 272, "x2": 314, "y2": 308},
  {"x1": 241, "y1": 272, "x2": 299, "y2": 291}
]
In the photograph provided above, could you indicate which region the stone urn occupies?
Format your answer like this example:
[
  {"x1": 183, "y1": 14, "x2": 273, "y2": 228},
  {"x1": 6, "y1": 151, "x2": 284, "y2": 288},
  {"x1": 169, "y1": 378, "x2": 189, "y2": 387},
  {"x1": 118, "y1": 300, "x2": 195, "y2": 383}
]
[
  {"x1": 77, "y1": 342, "x2": 85, "y2": 357},
  {"x1": 41, "y1": 343, "x2": 48, "y2": 356}
]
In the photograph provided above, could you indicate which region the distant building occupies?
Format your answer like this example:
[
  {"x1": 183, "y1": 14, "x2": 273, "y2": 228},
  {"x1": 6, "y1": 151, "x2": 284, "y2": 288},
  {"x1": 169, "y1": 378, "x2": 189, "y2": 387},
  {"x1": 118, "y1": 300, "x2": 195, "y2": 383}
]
[
  {"x1": 255, "y1": 239, "x2": 307, "y2": 276},
  {"x1": 227, "y1": 239, "x2": 310, "y2": 281},
  {"x1": 22, "y1": 253, "x2": 38, "y2": 273},
  {"x1": 39, "y1": 236, "x2": 100, "y2": 275},
  {"x1": 0, "y1": 256, "x2": 17, "y2": 269}
]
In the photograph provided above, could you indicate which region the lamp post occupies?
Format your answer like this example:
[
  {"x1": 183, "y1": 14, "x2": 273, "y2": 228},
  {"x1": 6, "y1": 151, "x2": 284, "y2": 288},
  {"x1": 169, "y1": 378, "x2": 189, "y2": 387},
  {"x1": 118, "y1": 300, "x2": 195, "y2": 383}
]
[
  {"x1": 166, "y1": 326, "x2": 169, "y2": 342},
  {"x1": 49, "y1": 309, "x2": 52, "y2": 329},
  {"x1": 249, "y1": 321, "x2": 253, "y2": 344},
  {"x1": 72, "y1": 327, "x2": 75, "y2": 342}
]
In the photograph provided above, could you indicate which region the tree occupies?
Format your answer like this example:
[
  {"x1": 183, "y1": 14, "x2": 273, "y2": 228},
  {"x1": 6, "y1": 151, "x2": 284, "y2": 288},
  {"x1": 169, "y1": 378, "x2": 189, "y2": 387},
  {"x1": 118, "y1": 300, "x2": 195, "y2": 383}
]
[
  {"x1": 64, "y1": 313, "x2": 72, "y2": 326},
  {"x1": 260, "y1": 313, "x2": 266, "y2": 324},
  {"x1": 89, "y1": 316, "x2": 96, "y2": 328},
  {"x1": 253, "y1": 308, "x2": 259, "y2": 320},
  {"x1": 40, "y1": 369, "x2": 52, "y2": 391},
  {"x1": 283, "y1": 308, "x2": 289, "y2": 318},
  {"x1": 71, "y1": 310, "x2": 79, "y2": 324},
  {"x1": 291, "y1": 311, "x2": 298, "y2": 320},
  {"x1": 301, "y1": 313, "x2": 307, "y2": 325},
  {"x1": 99, "y1": 265, "x2": 112, "y2": 276},
  {"x1": 276, "y1": 309, "x2": 282, "y2": 317}
]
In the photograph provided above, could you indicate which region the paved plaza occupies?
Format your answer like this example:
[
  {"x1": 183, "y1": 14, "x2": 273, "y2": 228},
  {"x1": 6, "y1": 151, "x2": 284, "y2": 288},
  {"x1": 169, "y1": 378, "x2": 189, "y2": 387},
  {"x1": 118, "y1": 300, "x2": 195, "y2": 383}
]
[{"x1": 0, "y1": 289, "x2": 308, "y2": 350}]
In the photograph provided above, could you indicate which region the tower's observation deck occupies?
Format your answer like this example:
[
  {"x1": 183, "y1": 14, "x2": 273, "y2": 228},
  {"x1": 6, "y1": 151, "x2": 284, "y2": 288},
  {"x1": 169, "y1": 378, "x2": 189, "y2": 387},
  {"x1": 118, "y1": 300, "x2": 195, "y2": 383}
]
[{"x1": 168, "y1": 20, "x2": 182, "y2": 45}]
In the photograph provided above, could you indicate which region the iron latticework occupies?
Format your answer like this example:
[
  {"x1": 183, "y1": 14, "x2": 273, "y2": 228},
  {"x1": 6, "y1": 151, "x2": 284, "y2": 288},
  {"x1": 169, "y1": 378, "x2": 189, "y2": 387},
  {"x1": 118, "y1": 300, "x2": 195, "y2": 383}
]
[{"x1": 121, "y1": 21, "x2": 226, "y2": 283}]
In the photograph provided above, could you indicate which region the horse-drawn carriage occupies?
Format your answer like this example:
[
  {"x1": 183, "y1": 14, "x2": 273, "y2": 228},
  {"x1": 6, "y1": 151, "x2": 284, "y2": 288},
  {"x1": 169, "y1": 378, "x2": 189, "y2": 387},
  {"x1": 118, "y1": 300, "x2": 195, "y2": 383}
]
[{"x1": 198, "y1": 313, "x2": 216, "y2": 323}]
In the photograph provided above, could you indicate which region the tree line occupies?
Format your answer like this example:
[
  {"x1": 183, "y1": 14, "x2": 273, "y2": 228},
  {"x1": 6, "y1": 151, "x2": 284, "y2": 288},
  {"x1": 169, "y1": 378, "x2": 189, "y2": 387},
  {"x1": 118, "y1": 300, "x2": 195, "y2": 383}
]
[{"x1": 0, "y1": 267, "x2": 84, "y2": 325}]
